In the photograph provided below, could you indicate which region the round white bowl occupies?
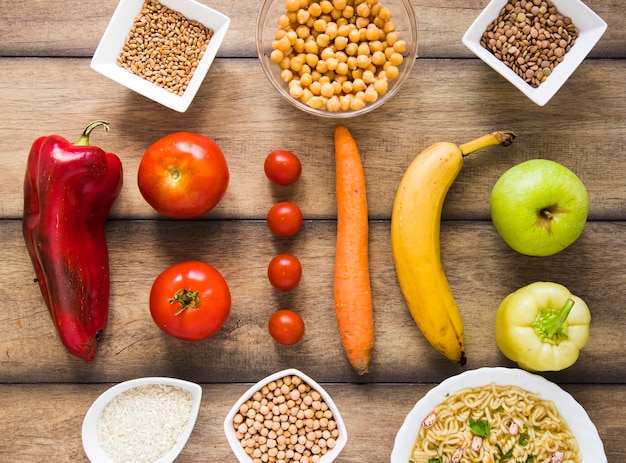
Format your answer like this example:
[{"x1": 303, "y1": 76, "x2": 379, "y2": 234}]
[
  {"x1": 256, "y1": 0, "x2": 418, "y2": 118},
  {"x1": 224, "y1": 368, "x2": 348, "y2": 462},
  {"x1": 82, "y1": 377, "x2": 202, "y2": 463},
  {"x1": 391, "y1": 367, "x2": 606, "y2": 462}
]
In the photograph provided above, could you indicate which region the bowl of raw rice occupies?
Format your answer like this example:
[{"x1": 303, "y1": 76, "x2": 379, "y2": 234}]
[
  {"x1": 91, "y1": 0, "x2": 230, "y2": 112},
  {"x1": 82, "y1": 377, "x2": 202, "y2": 463}
]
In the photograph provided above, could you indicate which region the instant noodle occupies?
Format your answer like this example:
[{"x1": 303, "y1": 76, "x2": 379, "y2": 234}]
[{"x1": 410, "y1": 383, "x2": 579, "y2": 463}]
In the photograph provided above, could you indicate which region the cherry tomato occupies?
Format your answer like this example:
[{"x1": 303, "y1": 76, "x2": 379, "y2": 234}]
[
  {"x1": 149, "y1": 261, "x2": 231, "y2": 341},
  {"x1": 268, "y1": 254, "x2": 302, "y2": 291},
  {"x1": 267, "y1": 201, "x2": 303, "y2": 237},
  {"x1": 264, "y1": 150, "x2": 302, "y2": 186},
  {"x1": 268, "y1": 309, "x2": 305, "y2": 345},
  {"x1": 138, "y1": 132, "x2": 229, "y2": 219}
]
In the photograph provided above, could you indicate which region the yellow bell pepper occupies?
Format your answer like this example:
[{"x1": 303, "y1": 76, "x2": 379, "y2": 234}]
[{"x1": 495, "y1": 282, "x2": 591, "y2": 372}]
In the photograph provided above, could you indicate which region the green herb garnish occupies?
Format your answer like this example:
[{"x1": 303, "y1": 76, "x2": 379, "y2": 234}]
[
  {"x1": 519, "y1": 432, "x2": 530, "y2": 446},
  {"x1": 468, "y1": 418, "x2": 490, "y2": 437}
]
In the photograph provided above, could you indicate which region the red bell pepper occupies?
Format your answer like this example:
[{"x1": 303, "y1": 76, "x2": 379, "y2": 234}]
[{"x1": 23, "y1": 121, "x2": 123, "y2": 362}]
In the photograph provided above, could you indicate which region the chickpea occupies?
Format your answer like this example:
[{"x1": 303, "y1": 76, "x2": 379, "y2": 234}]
[
  {"x1": 285, "y1": 0, "x2": 300, "y2": 13},
  {"x1": 306, "y1": 96, "x2": 325, "y2": 109},
  {"x1": 296, "y1": 9, "x2": 310, "y2": 24},
  {"x1": 365, "y1": 24, "x2": 381, "y2": 41},
  {"x1": 304, "y1": 40, "x2": 318, "y2": 54},
  {"x1": 364, "y1": 84, "x2": 379, "y2": 102},
  {"x1": 371, "y1": 50, "x2": 386, "y2": 66},
  {"x1": 313, "y1": 18, "x2": 327, "y2": 32},
  {"x1": 347, "y1": 28, "x2": 360, "y2": 43},
  {"x1": 356, "y1": 2, "x2": 370, "y2": 17},
  {"x1": 383, "y1": 19, "x2": 397, "y2": 33},
  {"x1": 384, "y1": 63, "x2": 400, "y2": 80},
  {"x1": 289, "y1": 83, "x2": 304, "y2": 98},
  {"x1": 278, "y1": 14, "x2": 291, "y2": 28},
  {"x1": 393, "y1": 39, "x2": 407, "y2": 53},
  {"x1": 325, "y1": 22, "x2": 338, "y2": 39},
  {"x1": 308, "y1": 2, "x2": 322, "y2": 17},
  {"x1": 334, "y1": 35, "x2": 348, "y2": 50},
  {"x1": 345, "y1": 42, "x2": 358, "y2": 56},
  {"x1": 316, "y1": 33, "x2": 330, "y2": 48},
  {"x1": 276, "y1": 35, "x2": 292, "y2": 52},
  {"x1": 386, "y1": 30, "x2": 399, "y2": 45},
  {"x1": 296, "y1": 24, "x2": 310, "y2": 39},
  {"x1": 355, "y1": 54, "x2": 371, "y2": 69},
  {"x1": 389, "y1": 51, "x2": 404, "y2": 66},
  {"x1": 320, "y1": 0, "x2": 333, "y2": 14}
]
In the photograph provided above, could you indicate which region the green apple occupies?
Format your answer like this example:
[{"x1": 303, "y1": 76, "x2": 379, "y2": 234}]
[{"x1": 489, "y1": 159, "x2": 589, "y2": 257}]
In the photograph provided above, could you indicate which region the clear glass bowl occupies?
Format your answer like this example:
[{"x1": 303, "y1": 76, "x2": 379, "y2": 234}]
[{"x1": 256, "y1": 0, "x2": 418, "y2": 118}]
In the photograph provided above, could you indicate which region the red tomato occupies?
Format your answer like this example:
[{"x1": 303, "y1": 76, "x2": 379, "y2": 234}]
[
  {"x1": 268, "y1": 309, "x2": 305, "y2": 345},
  {"x1": 264, "y1": 150, "x2": 302, "y2": 185},
  {"x1": 267, "y1": 201, "x2": 303, "y2": 237},
  {"x1": 138, "y1": 132, "x2": 229, "y2": 219},
  {"x1": 149, "y1": 261, "x2": 231, "y2": 341},
  {"x1": 268, "y1": 254, "x2": 302, "y2": 291}
]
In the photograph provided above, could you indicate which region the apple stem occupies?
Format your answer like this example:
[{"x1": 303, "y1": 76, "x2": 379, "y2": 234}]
[
  {"x1": 459, "y1": 131, "x2": 516, "y2": 156},
  {"x1": 542, "y1": 209, "x2": 554, "y2": 220}
]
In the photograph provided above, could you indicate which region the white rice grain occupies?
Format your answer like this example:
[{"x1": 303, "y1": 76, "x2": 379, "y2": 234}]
[{"x1": 97, "y1": 384, "x2": 192, "y2": 463}]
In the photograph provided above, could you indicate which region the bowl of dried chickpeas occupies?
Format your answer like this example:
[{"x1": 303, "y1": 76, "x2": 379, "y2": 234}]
[
  {"x1": 256, "y1": 0, "x2": 419, "y2": 117},
  {"x1": 224, "y1": 368, "x2": 348, "y2": 463}
]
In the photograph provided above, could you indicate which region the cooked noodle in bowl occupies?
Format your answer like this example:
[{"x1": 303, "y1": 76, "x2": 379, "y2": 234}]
[
  {"x1": 390, "y1": 368, "x2": 607, "y2": 463},
  {"x1": 411, "y1": 383, "x2": 579, "y2": 463}
]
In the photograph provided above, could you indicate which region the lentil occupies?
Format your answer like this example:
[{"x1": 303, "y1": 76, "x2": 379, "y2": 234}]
[
  {"x1": 480, "y1": 0, "x2": 578, "y2": 88},
  {"x1": 117, "y1": 0, "x2": 213, "y2": 96},
  {"x1": 270, "y1": 0, "x2": 410, "y2": 112},
  {"x1": 233, "y1": 374, "x2": 340, "y2": 463}
]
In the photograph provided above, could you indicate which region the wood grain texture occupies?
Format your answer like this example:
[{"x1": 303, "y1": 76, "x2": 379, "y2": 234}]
[
  {"x1": 1, "y1": 0, "x2": 624, "y2": 460},
  {"x1": 1, "y1": 58, "x2": 625, "y2": 220}
]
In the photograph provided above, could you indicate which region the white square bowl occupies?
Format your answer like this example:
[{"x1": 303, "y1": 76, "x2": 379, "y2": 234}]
[
  {"x1": 224, "y1": 368, "x2": 348, "y2": 462},
  {"x1": 462, "y1": 0, "x2": 607, "y2": 106},
  {"x1": 82, "y1": 377, "x2": 202, "y2": 463},
  {"x1": 91, "y1": 0, "x2": 230, "y2": 112}
]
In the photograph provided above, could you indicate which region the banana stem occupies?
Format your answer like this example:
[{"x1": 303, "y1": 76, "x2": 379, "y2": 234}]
[{"x1": 459, "y1": 131, "x2": 516, "y2": 156}]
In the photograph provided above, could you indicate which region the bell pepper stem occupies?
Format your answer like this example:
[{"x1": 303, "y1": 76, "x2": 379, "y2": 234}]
[
  {"x1": 75, "y1": 120, "x2": 110, "y2": 146},
  {"x1": 532, "y1": 298, "x2": 575, "y2": 345}
]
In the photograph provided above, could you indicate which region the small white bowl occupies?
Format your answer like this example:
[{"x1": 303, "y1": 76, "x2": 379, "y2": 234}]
[
  {"x1": 91, "y1": 0, "x2": 230, "y2": 112},
  {"x1": 82, "y1": 377, "x2": 202, "y2": 463},
  {"x1": 391, "y1": 367, "x2": 606, "y2": 462},
  {"x1": 462, "y1": 0, "x2": 607, "y2": 106},
  {"x1": 224, "y1": 368, "x2": 348, "y2": 462}
]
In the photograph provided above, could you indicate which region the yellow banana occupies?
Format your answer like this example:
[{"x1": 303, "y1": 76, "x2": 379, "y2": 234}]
[{"x1": 391, "y1": 131, "x2": 516, "y2": 364}]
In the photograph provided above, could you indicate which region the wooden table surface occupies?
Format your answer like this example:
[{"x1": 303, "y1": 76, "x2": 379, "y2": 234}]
[{"x1": 1, "y1": 0, "x2": 625, "y2": 461}]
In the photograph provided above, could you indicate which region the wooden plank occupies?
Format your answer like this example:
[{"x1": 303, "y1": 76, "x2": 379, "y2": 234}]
[
  {"x1": 1, "y1": 57, "x2": 625, "y2": 221},
  {"x1": 3, "y1": 219, "x2": 625, "y2": 384},
  {"x1": 0, "y1": 382, "x2": 622, "y2": 462},
  {"x1": 0, "y1": 0, "x2": 622, "y2": 59}
]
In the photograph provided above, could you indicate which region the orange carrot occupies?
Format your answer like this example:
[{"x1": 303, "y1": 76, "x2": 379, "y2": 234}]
[{"x1": 333, "y1": 125, "x2": 374, "y2": 375}]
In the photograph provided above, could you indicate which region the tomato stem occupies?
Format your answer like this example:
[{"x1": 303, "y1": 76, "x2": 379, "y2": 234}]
[{"x1": 169, "y1": 288, "x2": 200, "y2": 316}]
